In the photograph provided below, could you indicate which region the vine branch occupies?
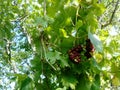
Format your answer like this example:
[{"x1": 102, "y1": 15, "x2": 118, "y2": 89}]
[
  {"x1": 44, "y1": 0, "x2": 47, "y2": 16},
  {"x1": 40, "y1": 33, "x2": 56, "y2": 71}
]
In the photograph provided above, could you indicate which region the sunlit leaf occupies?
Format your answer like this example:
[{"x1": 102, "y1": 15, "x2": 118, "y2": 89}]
[
  {"x1": 59, "y1": 29, "x2": 69, "y2": 38},
  {"x1": 112, "y1": 76, "x2": 120, "y2": 86},
  {"x1": 88, "y1": 31, "x2": 103, "y2": 53},
  {"x1": 76, "y1": 20, "x2": 83, "y2": 30}
]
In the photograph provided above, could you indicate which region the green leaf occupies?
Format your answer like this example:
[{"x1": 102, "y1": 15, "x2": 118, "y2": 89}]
[
  {"x1": 91, "y1": 74, "x2": 100, "y2": 90},
  {"x1": 30, "y1": 56, "x2": 42, "y2": 71},
  {"x1": 60, "y1": 37, "x2": 74, "y2": 49},
  {"x1": 46, "y1": 51, "x2": 61, "y2": 64},
  {"x1": 112, "y1": 76, "x2": 120, "y2": 86},
  {"x1": 15, "y1": 74, "x2": 27, "y2": 82},
  {"x1": 56, "y1": 87, "x2": 67, "y2": 90},
  {"x1": 91, "y1": 59, "x2": 101, "y2": 71},
  {"x1": 61, "y1": 74, "x2": 78, "y2": 89},
  {"x1": 93, "y1": 4, "x2": 105, "y2": 16},
  {"x1": 34, "y1": 17, "x2": 48, "y2": 27},
  {"x1": 20, "y1": 77, "x2": 33, "y2": 90},
  {"x1": 76, "y1": 74, "x2": 91, "y2": 90},
  {"x1": 88, "y1": 31, "x2": 103, "y2": 53},
  {"x1": 59, "y1": 56, "x2": 70, "y2": 68},
  {"x1": 76, "y1": 20, "x2": 83, "y2": 30},
  {"x1": 59, "y1": 29, "x2": 69, "y2": 38}
]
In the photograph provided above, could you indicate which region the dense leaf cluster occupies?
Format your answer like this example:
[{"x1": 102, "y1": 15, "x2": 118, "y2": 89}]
[{"x1": 0, "y1": 0, "x2": 120, "y2": 90}]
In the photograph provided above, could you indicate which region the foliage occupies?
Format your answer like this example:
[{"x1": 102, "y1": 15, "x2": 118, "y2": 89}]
[{"x1": 0, "y1": 0, "x2": 120, "y2": 90}]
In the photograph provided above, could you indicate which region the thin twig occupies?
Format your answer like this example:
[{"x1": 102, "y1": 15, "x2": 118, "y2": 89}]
[
  {"x1": 102, "y1": 0, "x2": 119, "y2": 28},
  {"x1": 10, "y1": 14, "x2": 28, "y2": 22},
  {"x1": 105, "y1": 0, "x2": 114, "y2": 8}
]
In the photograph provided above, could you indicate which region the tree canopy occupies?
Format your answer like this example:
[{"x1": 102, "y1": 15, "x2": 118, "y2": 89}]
[{"x1": 0, "y1": 0, "x2": 120, "y2": 90}]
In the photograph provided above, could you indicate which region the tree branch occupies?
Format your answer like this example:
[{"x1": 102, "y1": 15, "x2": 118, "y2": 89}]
[
  {"x1": 3, "y1": 38, "x2": 17, "y2": 73},
  {"x1": 105, "y1": 0, "x2": 114, "y2": 8},
  {"x1": 102, "y1": 0, "x2": 119, "y2": 28},
  {"x1": 4, "y1": 38, "x2": 12, "y2": 62}
]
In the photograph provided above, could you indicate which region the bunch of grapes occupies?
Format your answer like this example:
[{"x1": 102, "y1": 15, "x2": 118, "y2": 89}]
[
  {"x1": 68, "y1": 45, "x2": 83, "y2": 63},
  {"x1": 85, "y1": 39, "x2": 94, "y2": 59},
  {"x1": 68, "y1": 38, "x2": 95, "y2": 63}
]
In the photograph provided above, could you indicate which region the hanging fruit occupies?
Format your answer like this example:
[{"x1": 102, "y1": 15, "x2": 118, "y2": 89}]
[
  {"x1": 68, "y1": 38, "x2": 95, "y2": 63},
  {"x1": 86, "y1": 39, "x2": 95, "y2": 53},
  {"x1": 68, "y1": 45, "x2": 83, "y2": 63}
]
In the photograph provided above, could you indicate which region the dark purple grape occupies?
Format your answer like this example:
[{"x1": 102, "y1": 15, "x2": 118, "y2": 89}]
[
  {"x1": 68, "y1": 45, "x2": 83, "y2": 63},
  {"x1": 84, "y1": 52, "x2": 92, "y2": 59},
  {"x1": 75, "y1": 45, "x2": 83, "y2": 52},
  {"x1": 86, "y1": 39, "x2": 94, "y2": 53}
]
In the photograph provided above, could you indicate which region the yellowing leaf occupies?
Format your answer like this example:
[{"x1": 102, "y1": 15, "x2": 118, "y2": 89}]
[
  {"x1": 112, "y1": 76, "x2": 120, "y2": 86},
  {"x1": 59, "y1": 29, "x2": 69, "y2": 38},
  {"x1": 65, "y1": 17, "x2": 71, "y2": 25},
  {"x1": 94, "y1": 53, "x2": 103, "y2": 63}
]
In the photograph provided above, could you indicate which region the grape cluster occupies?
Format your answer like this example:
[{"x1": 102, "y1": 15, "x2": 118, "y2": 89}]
[
  {"x1": 68, "y1": 39, "x2": 95, "y2": 63},
  {"x1": 68, "y1": 45, "x2": 83, "y2": 63}
]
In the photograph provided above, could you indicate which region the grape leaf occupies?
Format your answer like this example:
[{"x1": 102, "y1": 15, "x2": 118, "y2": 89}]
[
  {"x1": 61, "y1": 74, "x2": 78, "y2": 89},
  {"x1": 20, "y1": 77, "x2": 34, "y2": 90},
  {"x1": 56, "y1": 87, "x2": 67, "y2": 90},
  {"x1": 46, "y1": 51, "x2": 61, "y2": 64},
  {"x1": 59, "y1": 56, "x2": 70, "y2": 68},
  {"x1": 59, "y1": 29, "x2": 69, "y2": 38},
  {"x1": 34, "y1": 17, "x2": 48, "y2": 27},
  {"x1": 91, "y1": 74, "x2": 100, "y2": 90},
  {"x1": 76, "y1": 74, "x2": 91, "y2": 90},
  {"x1": 76, "y1": 20, "x2": 83, "y2": 30},
  {"x1": 112, "y1": 76, "x2": 120, "y2": 86}
]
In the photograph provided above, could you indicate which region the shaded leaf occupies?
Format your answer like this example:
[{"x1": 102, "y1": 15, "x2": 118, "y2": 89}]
[
  {"x1": 76, "y1": 74, "x2": 91, "y2": 90},
  {"x1": 20, "y1": 77, "x2": 33, "y2": 90},
  {"x1": 61, "y1": 74, "x2": 78, "y2": 89},
  {"x1": 59, "y1": 56, "x2": 70, "y2": 68},
  {"x1": 91, "y1": 74, "x2": 100, "y2": 90}
]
